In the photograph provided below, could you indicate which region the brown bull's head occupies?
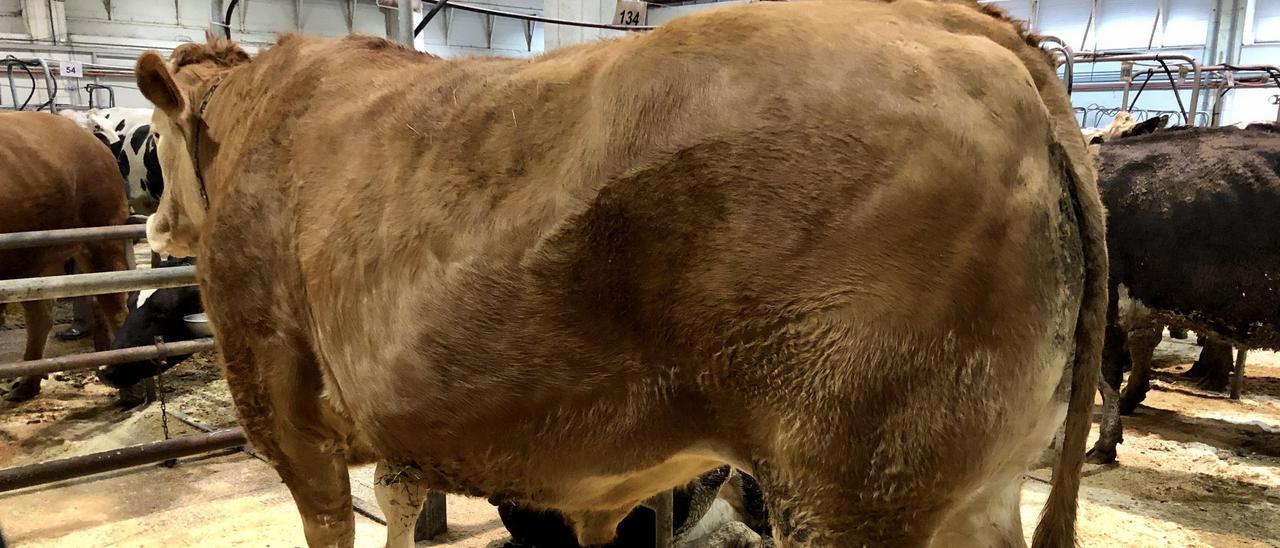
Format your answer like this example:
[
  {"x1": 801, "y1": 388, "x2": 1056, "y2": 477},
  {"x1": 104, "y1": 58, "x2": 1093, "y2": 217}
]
[{"x1": 135, "y1": 34, "x2": 249, "y2": 257}]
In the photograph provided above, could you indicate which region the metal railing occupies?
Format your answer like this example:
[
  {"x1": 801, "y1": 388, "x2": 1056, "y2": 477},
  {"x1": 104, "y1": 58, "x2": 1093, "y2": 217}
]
[{"x1": 0, "y1": 223, "x2": 214, "y2": 493}]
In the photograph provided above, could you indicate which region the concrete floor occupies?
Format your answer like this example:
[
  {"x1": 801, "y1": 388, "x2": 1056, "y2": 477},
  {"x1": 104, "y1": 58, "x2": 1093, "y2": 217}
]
[{"x1": 0, "y1": 453, "x2": 510, "y2": 547}]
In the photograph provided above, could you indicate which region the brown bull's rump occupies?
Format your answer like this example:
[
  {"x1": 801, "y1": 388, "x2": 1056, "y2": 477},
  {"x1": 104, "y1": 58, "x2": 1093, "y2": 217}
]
[
  {"x1": 0, "y1": 111, "x2": 130, "y2": 400},
  {"x1": 136, "y1": 0, "x2": 1105, "y2": 545},
  {"x1": 0, "y1": 112, "x2": 127, "y2": 277}
]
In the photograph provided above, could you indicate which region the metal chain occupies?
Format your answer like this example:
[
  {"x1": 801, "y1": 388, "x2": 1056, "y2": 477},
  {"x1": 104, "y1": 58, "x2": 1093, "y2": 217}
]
[
  {"x1": 156, "y1": 366, "x2": 171, "y2": 441},
  {"x1": 153, "y1": 336, "x2": 177, "y2": 467}
]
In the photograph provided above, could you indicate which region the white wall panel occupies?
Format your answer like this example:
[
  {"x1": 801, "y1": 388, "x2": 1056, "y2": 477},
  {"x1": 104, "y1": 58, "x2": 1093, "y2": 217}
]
[
  {"x1": 0, "y1": 0, "x2": 26, "y2": 35},
  {"x1": 1097, "y1": 0, "x2": 1159, "y2": 49},
  {"x1": 1253, "y1": 0, "x2": 1280, "y2": 42},
  {"x1": 1038, "y1": 0, "x2": 1094, "y2": 49},
  {"x1": 1164, "y1": 0, "x2": 1213, "y2": 45}
]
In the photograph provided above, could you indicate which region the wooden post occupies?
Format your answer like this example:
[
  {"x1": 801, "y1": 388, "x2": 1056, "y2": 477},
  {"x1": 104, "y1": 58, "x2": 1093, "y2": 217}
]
[
  {"x1": 1230, "y1": 347, "x2": 1248, "y2": 400},
  {"x1": 414, "y1": 491, "x2": 447, "y2": 541},
  {"x1": 649, "y1": 490, "x2": 674, "y2": 548}
]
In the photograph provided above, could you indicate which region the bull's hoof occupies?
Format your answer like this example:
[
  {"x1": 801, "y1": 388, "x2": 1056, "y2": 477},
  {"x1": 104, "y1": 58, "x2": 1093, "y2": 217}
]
[
  {"x1": 707, "y1": 521, "x2": 766, "y2": 548},
  {"x1": 116, "y1": 383, "x2": 152, "y2": 407},
  {"x1": 55, "y1": 325, "x2": 92, "y2": 341},
  {"x1": 2, "y1": 377, "x2": 42, "y2": 402},
  {"x1": 1197, "y1": 375, "x2": 1229, "y2": 392},
  {"x1": 1168, "y1": 327, "x2": 1189, "y2": 340},
  {"x1": 1118, "y1": 395, "x2": 1144, "y2": 416},
  {"x1": 1085, "y1": 444, "x2": 1117, "y2": 465}
]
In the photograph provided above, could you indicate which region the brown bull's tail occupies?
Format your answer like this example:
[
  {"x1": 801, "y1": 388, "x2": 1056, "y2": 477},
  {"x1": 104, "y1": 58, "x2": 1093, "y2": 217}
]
[{"x1": 1032, "y1": 140, "x2": 1107, "y2": 548}]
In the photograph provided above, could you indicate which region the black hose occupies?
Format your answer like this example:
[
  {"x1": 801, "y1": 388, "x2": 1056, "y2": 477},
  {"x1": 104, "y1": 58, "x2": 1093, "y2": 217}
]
[
  {"x1": 1156, "y1": 59, "x2": 1190, "y2": 125},
  {"x1": 415, "y1": 0, "x2": 452, "y2": 37},
  {"x1": 224, "y1": 0, "x2": 241, "y2": 39},
  {"x1": 1128, "y1": 69, "x2": 1155, "y2": 111}
]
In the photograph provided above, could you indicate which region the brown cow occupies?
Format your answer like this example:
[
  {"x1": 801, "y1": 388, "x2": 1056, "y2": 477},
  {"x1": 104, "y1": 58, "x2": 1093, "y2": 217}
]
[
  {"x1": 0, "y1": 111, "x2": 130, "y2": 401},
  {"x1": 135, "y1": 0, "x2": 1105, "y2": 545}
]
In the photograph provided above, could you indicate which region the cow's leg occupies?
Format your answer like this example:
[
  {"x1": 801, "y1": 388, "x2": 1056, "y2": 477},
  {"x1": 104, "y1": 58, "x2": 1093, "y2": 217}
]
[
  {"x1": 218, "y1": 334, "x2": 355, "y2": 547},
  {"x1": 81, "y1": 242, "x2": 129, "y2": 352},
  {"x1": 1187, "y1": 335, "x2": 1228, "y2": 378},
  {"x1": 746, "y1": 452, "x2": 941, "y2": 547},
  {"x1": 1230, "y1": 348, "x2": 1248, "y2": 400},
  {"x1": 1087, "y1": 323, "x2": 1130, "y2": 464},
  {"x1": 930, "y1": 479, "x2": 1024, "y2": 548},
  {"x1": 2, "y1": 300, "x2": 54, "y2": 402},
  {"x1": 1189, "y1": 338, "x2": 1233, "y2": 391},
  {"x1": 567, "y1": 505, "x2": 640, "y2": 546},
  {"x1": 1118, "y1": 326, "x2": 1161, "y2": 416},
  {"x1": 374, "y1": 460, "x2": 430, "y2": 548}
]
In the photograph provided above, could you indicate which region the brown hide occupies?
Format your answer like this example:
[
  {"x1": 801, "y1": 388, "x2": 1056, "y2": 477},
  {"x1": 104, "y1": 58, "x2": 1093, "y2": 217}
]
[
  {"x1": 137, "y1": 0, "x2": 1104, "y2": 546},
  {"x1": 0, "y1": 111, "x2": 130, "y2": 397}
]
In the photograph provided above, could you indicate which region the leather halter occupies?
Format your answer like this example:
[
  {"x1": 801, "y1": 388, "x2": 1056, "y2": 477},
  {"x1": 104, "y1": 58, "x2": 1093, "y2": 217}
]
[{"x1": 190, "y1": 77, "x2": 225, "y2": 210}]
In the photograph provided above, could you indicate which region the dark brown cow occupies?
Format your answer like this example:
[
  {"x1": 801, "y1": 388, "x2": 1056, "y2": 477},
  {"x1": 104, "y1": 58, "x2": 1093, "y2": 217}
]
[
  {"x1": 1087, "y1": 123, "x2": 1280, "y2": 464},
  {"x1": 0, "y1": 111, "x2": 130, "y2": 401},
  {"x1": 134, "y1": 0, "x2": 1106, "y2": 545}
]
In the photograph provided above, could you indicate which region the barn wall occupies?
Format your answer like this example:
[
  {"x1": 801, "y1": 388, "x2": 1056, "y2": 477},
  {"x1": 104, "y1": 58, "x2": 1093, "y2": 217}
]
[{"x1": 0, "y1": 0, "x2": 544, "y2": 110}]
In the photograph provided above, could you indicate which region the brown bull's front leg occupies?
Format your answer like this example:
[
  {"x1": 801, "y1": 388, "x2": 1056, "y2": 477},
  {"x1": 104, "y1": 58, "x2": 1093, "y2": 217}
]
[{"x1": 219, "y1": 333, "x2": 356, "y2": 548}]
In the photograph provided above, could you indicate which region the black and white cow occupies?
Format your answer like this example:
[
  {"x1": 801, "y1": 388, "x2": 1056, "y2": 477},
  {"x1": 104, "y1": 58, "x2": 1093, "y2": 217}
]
[{"x1": 61, "y1": 107, "x2": 165, "y2": 214}]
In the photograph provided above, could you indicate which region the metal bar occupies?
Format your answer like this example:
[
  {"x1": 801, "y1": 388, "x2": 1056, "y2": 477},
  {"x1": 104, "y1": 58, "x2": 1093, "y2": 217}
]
[
  {"x1": 210, "y1": 0, "x2": 225, "y2": 36},
  {"x1": 0, "y1": 265, "x2": 196, "y2": 304},
  {"x1": 414, "y1": 492, "x2": 448, "y2": 541},
  {"x1": 398, "y1": 0, "x2": 414, "y2": 46},
  {"x1": 421, "y1": 0, "x2": 654, "y2": 31},
  {"x1": 7, "y1": 61, "x2": 18, "y2": 108},
  {"x1": 649, "y1": 490, "x2": 674, "y2": 548},
  {"x1": 0, "y1": 428, "x2": 246, "y2": 493},
  {"x1": 1231, "y1": 348, "x2": 1247, "y2": 400},
  {"x1": 35, "y1": 58, "x2": 54, "y2": 110},
  {"x1": 0, "y1": 225, "x2": 146, "y2": 251},
  {"x1": 0, "y1": 338, "x2": 213, "y2": 380}
]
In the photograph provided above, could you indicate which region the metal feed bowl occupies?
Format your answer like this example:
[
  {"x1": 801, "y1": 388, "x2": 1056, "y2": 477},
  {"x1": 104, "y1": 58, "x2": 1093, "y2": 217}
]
[{"x1": 184, "y1": 313, "x2": 213, "y2": 337}]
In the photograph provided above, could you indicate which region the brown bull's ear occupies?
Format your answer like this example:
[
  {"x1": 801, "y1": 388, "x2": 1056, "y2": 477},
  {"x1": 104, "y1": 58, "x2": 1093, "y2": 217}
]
[{"x1": 136, "y1": 52, "x2": 184, "y2": 116}]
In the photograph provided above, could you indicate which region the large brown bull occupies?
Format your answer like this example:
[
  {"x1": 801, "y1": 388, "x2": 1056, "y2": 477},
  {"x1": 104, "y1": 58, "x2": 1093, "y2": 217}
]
[
  {"x1": 135, "y1": 0, "x2": 1105, "y2": 545},
  {"x1": 0, "y1": 111, "x2": 130, "y2": 401}
]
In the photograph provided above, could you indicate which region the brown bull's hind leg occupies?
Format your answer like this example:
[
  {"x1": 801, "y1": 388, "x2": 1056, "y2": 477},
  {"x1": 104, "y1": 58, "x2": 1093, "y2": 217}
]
[
  {"x1": 2, "y1": 301, "x2": 54, "y2": 402},
  {"x1": 374, "y1": 460, "x2": 430, "y2": 548},
  {"x1": 931, "y1": 480, "x2": 1025, "y2": 548},
  {"x1": 749, "y1": 458, "x2": 941, "y2": 547},
  {"x1": 1118, "y1": 327, "x2": 1161, "y2": 416}
]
